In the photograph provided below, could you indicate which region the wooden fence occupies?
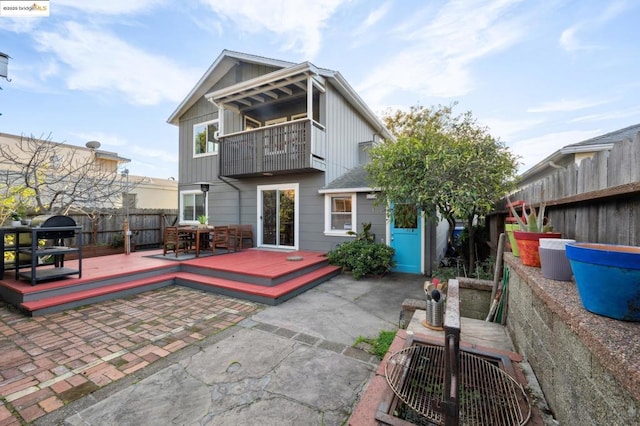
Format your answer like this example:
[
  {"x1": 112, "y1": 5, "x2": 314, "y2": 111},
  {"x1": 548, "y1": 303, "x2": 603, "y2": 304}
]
[
  {"x1": 66, "y1": 208, "x2": 178, "y2": 249},
  {"x1": 488, "y1": 137, "x2": 640, "y2": 247}
]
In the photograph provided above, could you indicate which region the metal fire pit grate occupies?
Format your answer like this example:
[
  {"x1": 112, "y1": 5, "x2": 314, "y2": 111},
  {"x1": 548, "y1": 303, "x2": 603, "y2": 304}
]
[{"x1": 385, "y1": 344, "x2": 531, "y2": 425}]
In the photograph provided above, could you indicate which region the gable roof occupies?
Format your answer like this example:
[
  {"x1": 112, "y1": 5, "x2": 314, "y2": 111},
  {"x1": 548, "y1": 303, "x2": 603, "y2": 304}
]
[
  {"x1": 167, "y1": 50, "x2": 393, "y2": 141},
  {"x1": 561, "y1": 123, "x2": 640, "y2": 153},
  {"x1": 319, "y1": 164, "x2": 378, "y2": 193},
  {"x1": 519, "y1": 123, "x2": 640, "y2": 184}
]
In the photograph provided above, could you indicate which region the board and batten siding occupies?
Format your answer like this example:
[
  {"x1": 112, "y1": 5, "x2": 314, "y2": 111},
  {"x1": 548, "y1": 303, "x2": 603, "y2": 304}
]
[
  {"x1": 323, "y1": 84, "x2": 379, "y2": 184},
  {"x1": 194, "y1": 171, "x2": 387, "y2": 253},
  {"x1": 177, "y1": 66, "x2": 245, "y2": 186}
]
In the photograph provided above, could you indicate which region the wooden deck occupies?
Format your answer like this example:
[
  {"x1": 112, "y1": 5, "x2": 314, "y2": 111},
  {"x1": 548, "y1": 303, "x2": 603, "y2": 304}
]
[{"x1": 0, "y1": 249, "x2": 341, "y2": 316}]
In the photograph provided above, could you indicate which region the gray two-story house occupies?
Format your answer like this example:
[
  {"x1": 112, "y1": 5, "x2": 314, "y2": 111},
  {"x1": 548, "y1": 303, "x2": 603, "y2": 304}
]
[{"x1": 168, "y1": 50, "x2": 444, "y2": 275}]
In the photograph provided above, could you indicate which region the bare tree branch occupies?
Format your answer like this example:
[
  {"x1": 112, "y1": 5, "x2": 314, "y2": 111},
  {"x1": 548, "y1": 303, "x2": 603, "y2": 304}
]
[{"x1": 0, "y1": 134, "x2": 138, "y2": 218}]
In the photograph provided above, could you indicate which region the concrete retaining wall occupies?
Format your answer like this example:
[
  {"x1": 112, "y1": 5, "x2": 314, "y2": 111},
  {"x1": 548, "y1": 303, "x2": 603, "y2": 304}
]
[{"x1": 505, "y1": 254, "x2": 640, "y2": 425}]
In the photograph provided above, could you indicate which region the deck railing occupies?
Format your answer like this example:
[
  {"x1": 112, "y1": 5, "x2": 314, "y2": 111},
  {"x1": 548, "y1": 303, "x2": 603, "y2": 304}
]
[{"x1": 219, "y1": 119, "x2": 326, "y2": 177}]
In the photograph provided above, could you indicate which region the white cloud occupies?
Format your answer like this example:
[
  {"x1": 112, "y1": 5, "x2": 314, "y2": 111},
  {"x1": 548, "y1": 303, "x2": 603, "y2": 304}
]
[
  {"x1": 352, "y1": 1, "x2": 392, "y2": 36},
  {"x1": 131, "y1": 144, "x2": 177, "y2": 163},
  {"x1": 357, "y1": 0, "x2": 526, "y2": 104},
  {"x1": 55, "y1": 0, "x2": 167, "y2": 15},
  {"x1": 570, "y1": 107, "x2": 640, "y2": 123},
  {"x1": 559, "y1": 0, "x2": 632, "y2": 52},
  {"x1": 482, "y1": 117, "x2": 545, "y2": 141},
  {"x1": 510, "y1": 129, "x2": 603, "y2": 173},
  {"x1": 527, "y1": 97, "x2": 610, "y2": 113},
  {"x1": 198, "y1": 0, "x2": 348, "y2": 58},
  {"x1": 32, "y1": 22, "x2": 200, "y2": 105}
]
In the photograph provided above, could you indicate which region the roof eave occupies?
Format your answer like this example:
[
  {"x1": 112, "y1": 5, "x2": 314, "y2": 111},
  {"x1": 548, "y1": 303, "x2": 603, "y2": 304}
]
[
  {"x1": 318, "y1": 186, "x2": 379, "y2": 194},
  {"x1": 167, "y1": 50, "x2": 297, "y2": 125},
  {"x1": 205, "y1": 62, "x2": 320, "y2": 103},
  {"x1": 560, "y1": 143, "x2": 615, "y2": 155}
]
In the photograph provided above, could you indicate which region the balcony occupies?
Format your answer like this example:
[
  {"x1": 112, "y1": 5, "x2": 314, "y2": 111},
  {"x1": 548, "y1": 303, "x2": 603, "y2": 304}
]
[{"x1": 219, "y1": 119, "x2": 326, "y2": 178}]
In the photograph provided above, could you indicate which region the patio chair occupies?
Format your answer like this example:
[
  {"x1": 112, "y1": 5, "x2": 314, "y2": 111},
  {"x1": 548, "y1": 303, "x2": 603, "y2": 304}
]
[
  {"x1": 212, "y1": 226, "x2": 234, "y2": 253},
  {"x1": 229, "y1": 224, "x2": 253, "y2": 249},
  {"x1": 238, "y1": 224, "x2": 253, "y2": 248},
  {"x1": 163, "y1": 226, "x2": 192, "y2": 257}
]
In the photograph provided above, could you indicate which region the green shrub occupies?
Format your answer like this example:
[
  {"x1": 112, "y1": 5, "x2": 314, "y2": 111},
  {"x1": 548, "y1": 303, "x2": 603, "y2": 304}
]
[{"x1": 327, "y1": 240, "x2": 395, "y2": 279}]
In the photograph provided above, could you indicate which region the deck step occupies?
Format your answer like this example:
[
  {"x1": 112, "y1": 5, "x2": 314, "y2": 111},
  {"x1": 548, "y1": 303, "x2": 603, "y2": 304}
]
[
  {"x1": 21, "y1": 273, "x2": 176, "y2": 316},
  {"x1": 175, "y1": 265, "x2": 341, "y2": 305},
  {"x1": 182, "y1": 256, "x2": 331, "y2": 286}
]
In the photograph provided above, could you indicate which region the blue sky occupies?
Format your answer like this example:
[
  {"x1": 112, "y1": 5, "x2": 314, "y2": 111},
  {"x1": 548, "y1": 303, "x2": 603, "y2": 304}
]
[{"x1": 1, "y1": 0, "x2": 639, "y2": 179}]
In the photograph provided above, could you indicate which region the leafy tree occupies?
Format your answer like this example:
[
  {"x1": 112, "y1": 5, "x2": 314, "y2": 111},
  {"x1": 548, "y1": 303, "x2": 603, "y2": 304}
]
[
  {"x1": 0, "y1": 183, "x2": 35, "y2": 224},
  {"x1": 366, "y1": 104, "x2": 518, "y2": 274}
]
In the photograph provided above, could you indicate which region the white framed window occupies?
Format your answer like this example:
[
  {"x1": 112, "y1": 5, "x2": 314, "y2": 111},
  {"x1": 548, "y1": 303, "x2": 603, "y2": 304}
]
[
  {"x1": 244, "y1": 116, "x2": 261, "y2": 130},
  {"x1": 180, "y1": 190, "x2": 207, "y2": 224},
  {"x1": 193, "y1": 119, "x2": 219, "y2": 156},
  {"x1": 324, "y1": 193, "x2": 357, "y2": 236}
]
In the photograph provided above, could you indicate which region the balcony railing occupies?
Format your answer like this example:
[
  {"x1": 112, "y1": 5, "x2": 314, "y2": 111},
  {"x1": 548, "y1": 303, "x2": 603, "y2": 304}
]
[{"x1": 219, "y1": 119, "x2": 326, "y2": 178}]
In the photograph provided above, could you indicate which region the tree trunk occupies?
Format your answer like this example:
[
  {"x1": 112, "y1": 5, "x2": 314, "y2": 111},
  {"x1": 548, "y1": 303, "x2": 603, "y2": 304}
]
[
  {"x1": 467, "y1": 214, "x2": 476, "y2": 276},
  {"x1": 445, "y1": 215, "x2": 456, "y2": 249}
]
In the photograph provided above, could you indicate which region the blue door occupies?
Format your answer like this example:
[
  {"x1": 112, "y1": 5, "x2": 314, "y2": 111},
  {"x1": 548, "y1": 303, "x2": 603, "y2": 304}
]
[{"x1": 390, "y1": 203, "x2": 422, "y2": 274}]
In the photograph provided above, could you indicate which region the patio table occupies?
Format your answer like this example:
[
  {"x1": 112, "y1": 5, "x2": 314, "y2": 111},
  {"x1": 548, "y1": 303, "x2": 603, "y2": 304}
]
[{"x1": 177, "y1": 226, "x2": 212, "y2": 257}]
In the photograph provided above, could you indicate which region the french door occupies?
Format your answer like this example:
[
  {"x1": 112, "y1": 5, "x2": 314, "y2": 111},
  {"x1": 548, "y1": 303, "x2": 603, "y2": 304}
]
[{"x1": 257, "y1": 183, "x2": 298, "y2": 249}]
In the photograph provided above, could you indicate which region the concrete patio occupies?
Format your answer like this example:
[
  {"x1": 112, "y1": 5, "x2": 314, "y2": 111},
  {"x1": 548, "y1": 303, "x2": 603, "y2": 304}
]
[{"x1": 1, "y1": 272, "x2": 426, "y2": 425}]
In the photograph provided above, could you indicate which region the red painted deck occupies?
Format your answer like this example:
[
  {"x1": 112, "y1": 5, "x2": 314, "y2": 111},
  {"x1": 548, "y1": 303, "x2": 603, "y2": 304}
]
[
  {"x1": 182, "y1": 248, "x2": 330, "y2": 278},
  {"x1": 0, "y1": 249, "x2": 341, "y2": 315}
]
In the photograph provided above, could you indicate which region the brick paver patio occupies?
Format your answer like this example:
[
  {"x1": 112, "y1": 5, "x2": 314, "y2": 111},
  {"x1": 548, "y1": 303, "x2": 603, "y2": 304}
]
[{"x1": 0, "y1": 286, "x2": 262, "y2": 425}]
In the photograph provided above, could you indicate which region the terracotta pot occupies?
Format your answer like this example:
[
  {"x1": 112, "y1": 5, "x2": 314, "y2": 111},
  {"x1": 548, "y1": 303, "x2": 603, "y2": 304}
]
[{"x1": 513, "y1": 231, "x2": 562, "y2": 267}]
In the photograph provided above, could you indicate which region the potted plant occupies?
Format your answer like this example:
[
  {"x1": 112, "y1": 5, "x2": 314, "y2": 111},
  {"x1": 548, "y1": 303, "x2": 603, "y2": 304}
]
[
  {"x1": 10, "y1": 212, "x2": 22, "y2": 227},
  {"x1": 508, "y1": 199, "x2": 561, "y2": 267},
  {"x1": 197, "y1": 215, "x2": 208, "y2": 229}
]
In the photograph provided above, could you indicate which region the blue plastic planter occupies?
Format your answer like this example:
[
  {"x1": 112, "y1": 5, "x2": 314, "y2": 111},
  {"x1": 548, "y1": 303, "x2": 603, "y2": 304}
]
[{"x1": 566, "y1": 243, "x2": 640, "y2": 321}]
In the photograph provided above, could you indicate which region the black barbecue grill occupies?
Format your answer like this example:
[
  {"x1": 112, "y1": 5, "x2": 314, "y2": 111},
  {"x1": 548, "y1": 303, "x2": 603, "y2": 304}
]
[
  {"x1": 15, "y1": 215, "x2": 82, "y2": 285},
  {"x1": 31, "y1": 215, "x2": 78, "y2": 239}
]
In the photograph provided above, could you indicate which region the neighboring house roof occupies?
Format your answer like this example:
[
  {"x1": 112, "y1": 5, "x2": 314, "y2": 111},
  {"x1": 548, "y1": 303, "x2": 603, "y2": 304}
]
[
  {"x1": 167, "y1": 49, "x2": 393, "y2": 141},
  {"x1": 319, "y1": 164, "x2": 377, "y2": 194},
  {"x1": 519, "y1": 123, "x2": 640, "y2": 185},
  {"x1": 561, "y1": 123, "x2": 640, "y2": 152}
]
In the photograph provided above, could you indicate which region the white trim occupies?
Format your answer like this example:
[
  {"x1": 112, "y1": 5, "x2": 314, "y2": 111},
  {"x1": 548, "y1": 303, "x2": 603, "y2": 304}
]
[
  {"x1": 324, "y1": 193, "x2": 357, "y2": 237},
  {"x1": 560, "y1": 143, "x2": 614, "y2": 154},
  {"x1": 265, "y1": 117, "x2": 287, "y2": 126},
  {"x1": 244, "y1": 116, "x2": 261, "y2": 130},
  {"x1": 193, "y1": 119, "x2": 219, "y2": 157},
  {"x1": 179, "y1": 189, "x2": 208, "y2": 225},
  {"x1": 207, "y1": 62, "x2": 319, "y2": 102},
  {"x1": 256, "y1": 183, "x2": 299, "y2": 249},
  {"x1": 318, "y1": 186, "x2": 378, "y2": 194}
]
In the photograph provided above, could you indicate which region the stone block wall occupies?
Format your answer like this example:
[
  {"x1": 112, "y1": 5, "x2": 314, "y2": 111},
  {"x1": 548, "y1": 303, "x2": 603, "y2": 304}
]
[{"x1": 505, "y1": 254, "x2": 640, "y2": 425}]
